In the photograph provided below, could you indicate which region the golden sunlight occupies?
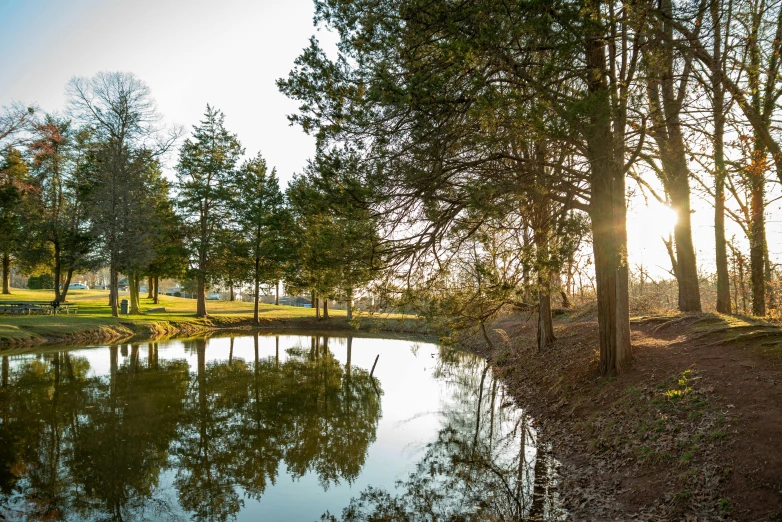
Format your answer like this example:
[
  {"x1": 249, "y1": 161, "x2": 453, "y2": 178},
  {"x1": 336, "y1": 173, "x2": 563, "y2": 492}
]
[{"x1": 626, "y1": 200, "x2": 679, "y2": 276}]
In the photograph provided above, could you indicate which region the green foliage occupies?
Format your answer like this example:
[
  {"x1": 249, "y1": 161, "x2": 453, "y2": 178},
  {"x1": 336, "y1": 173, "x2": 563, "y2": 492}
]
[
  {"x1": 176, "y1": 105, "x2": 244, "y2": 310},
  {"x1": 285, "y1": 151, "x2": 382, "y2": 306},
  {"x1": 232, "y1": 152, "x2": 287, "y2": 307},
  {"x1": 26, "y1": 273, "x2": 54, "y2": 289}
]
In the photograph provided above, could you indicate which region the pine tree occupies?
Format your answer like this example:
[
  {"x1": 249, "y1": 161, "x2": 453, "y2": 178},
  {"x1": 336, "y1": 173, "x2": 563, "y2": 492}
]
[{"x1": 176, "y1": 105, "x2": 243, "y2": 318}]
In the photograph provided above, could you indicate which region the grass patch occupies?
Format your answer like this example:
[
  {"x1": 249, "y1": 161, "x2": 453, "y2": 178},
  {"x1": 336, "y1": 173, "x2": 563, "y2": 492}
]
[{"x1": 0, "y1": 288, "x2": 416, "y2": 346}]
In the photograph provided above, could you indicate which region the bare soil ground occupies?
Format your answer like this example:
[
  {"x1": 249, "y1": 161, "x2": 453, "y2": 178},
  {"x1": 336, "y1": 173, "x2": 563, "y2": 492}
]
[{"x1": 466, "y1": 312, "x2": 782, "y2": 521}]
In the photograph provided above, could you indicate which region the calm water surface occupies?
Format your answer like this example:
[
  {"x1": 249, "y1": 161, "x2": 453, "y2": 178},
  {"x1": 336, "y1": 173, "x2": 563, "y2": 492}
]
[{"x1": 0, "y1": 332, "x2": 561, "y2": 521}]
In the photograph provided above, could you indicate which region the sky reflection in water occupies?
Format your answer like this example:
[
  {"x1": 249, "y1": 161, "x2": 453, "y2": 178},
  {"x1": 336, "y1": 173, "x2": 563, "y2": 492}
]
[{"x1": 0, "y1": 333, "x2": 561, "y2": 521}]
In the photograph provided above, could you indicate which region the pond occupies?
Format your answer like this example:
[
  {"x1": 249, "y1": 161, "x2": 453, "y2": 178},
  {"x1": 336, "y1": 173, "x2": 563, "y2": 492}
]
[{"x1": 0, "y1": 332, "x2": 562, "y2": 521}]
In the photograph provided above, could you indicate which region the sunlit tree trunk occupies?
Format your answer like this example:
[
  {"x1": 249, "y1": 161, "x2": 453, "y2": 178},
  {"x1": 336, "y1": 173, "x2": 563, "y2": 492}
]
[
  {"x1": 129, "y1": 273, "x2": 142, "y2": 314},
  {"x1": 711, "y1": 0, "x2": 731, "y2": 315},
  {"x1": 585, "y1": 1, "x2": 632, "y2": 375},
  {"x1": 147, "y1": 276, "x2": 154, "y2": 299},
  {"x1": 645, "y1": 0, "x2": 701, "y2": 312},
  {"x1": 196, "y1": 275, "x2": 207, "y2": 318}
]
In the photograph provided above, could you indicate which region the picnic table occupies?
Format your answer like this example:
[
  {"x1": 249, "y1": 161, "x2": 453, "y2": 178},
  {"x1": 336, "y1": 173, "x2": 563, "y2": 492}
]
[{"x1": 0, "y1": 302, "x2": 79, "y2": 315}]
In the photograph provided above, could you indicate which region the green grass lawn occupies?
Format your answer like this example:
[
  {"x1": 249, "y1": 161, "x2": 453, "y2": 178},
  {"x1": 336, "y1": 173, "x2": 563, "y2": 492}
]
[{"x1": 0, "y1": 287, "x2": 415, "y2": 345}]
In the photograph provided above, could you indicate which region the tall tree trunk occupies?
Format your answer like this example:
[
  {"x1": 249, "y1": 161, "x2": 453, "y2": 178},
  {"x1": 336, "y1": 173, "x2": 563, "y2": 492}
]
[
  {"x1": 110, "y1": 263, "x2": 118, "y2": 317},
  {"x1": 315, "y1": 294, "x2": 320, "y2": 319},
  {"x1": 60, "y1": 268, "x2": 73, "y2": 302},
  {"x1": 585, "y1": 1, "x2": 632, "y2": 375},
  {"x1": 749, "y1": 163, "x2": 766, "y2": 316},
  {"x1": 668, "y1": 168, "x2": 702, "y2": 312},
  {"x1": 537, "y1": 290, "x2": 555, "y2": 351},
  {"x1": 254, "y1": 256, "x2": 260, "y2": 323},
  {"x1": 53, "y1": 241, "x2": 62, "y2": 303},
  {"x1": 745, "y1": 0, "x2": 778, "y2": 316},
  {"x1": 147, "y1": 277, "x2": 153, "y2": 299},
  {"x1": 153, "y1": 275, "x2": 159, "y2": 304},
  {"x1": 1, "y1": 252, "x2": 10, "y2": 294},
  {"x1": 130, "y1": 273, "x2": 142, "y2": 314},
  {"x1": 347, "y1": 288, "x2": 353, "y2": 321},
  {"x1": 275, "y1": 280, "x2": 280, "y2": 305},
  {"x1": 196, "y1": 275, "x2": 207, "y2": 318},
  {"x1": 711, "y1": 0, "x2": 731, "y2": 314},
  {"x1": 229, "y1": 283, "x2": 235, "y2": 302},
  {"x1": 645, "y1": 0, "x2": 701, "y2": 312},
  {"x1": 323, "y1": 298, "x2": 329, "y2": 319},
  {"x1": 533, "y1": 142, "x2": 556, "y2": 352}
]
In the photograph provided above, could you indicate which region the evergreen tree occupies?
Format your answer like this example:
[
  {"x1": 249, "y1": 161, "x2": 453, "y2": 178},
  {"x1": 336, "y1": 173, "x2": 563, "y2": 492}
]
[
  {"x1": 0, "y1": 148, "x2": 35, "y2": 293},
  {"x1": 233, "y1": 153, "x2": 286, "y2": 322},
  {"x1": 176, "y1": 105, "x2": 243, "y2": 318}
]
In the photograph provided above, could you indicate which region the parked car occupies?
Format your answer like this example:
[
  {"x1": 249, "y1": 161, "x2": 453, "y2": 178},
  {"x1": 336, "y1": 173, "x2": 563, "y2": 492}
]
[
  {"x1": 207, "y1": 293, "x2": 221, "y2": 300},
  {"x1": 68, "y1": 282, "x2": 89, "y2": 290}
]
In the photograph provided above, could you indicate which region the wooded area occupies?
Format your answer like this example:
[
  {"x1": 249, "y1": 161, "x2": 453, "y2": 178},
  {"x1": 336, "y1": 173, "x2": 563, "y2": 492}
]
[
  {"x1": 2, "y1": 0, "x2": 782, "y2": 378},
  {"x1": 278, "y1": 0, "x2": 782, "y2": 375}
]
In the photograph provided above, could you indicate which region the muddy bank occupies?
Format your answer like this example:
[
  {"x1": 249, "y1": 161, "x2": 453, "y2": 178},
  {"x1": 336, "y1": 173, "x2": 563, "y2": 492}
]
[{"x1": 464, "y1": 313, "x2": 782, "y2": 521}]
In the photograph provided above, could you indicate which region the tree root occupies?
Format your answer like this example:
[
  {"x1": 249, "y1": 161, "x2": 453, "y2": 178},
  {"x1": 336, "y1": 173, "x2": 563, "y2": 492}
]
[
  {"x1": 686, "y1": 324, "x2": 777, "y2": 342},
  {"x1": 703, "y1": 329, "x2": 782, "y2": 347},
  {"x1": 651, "y1": 314, "x2": 712, "y2": 334}
]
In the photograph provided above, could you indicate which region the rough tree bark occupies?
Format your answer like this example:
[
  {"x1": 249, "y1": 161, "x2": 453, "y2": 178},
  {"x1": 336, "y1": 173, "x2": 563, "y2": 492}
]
[
  {"x1": 585, "y1": 0, "x2": 632, "y2": 375},
  {"x1": 129, "y1": 273, "x2": 142, "y2": 314},
  {"x1": 196, "y1": 275, "x2": 207, "y2": 318},
  {"x1": 645, "y1": 0, "x2": 701, "y2": 312},
  {"x1": 711, "y1": 0, "x2": 731, "y2": 314}
]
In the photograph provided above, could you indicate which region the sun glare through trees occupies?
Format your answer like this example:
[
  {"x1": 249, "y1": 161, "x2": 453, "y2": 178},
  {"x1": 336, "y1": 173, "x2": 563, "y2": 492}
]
[{"x1": 2, "y1": 0, "x2": 782, "y2": 520}]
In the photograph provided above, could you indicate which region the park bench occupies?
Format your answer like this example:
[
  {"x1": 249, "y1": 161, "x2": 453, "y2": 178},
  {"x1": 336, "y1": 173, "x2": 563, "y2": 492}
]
[
  {"x1": 0, "y1": 302, "x2": 79, "y2": 315},
  {"x1": 0, "y1": 303, "x2": 50, "y2": 315}
]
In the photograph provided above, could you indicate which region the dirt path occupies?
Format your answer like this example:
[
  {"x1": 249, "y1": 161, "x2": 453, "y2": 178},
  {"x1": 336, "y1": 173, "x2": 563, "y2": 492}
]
[
  {"x1": 631, "y1": 319, "x2": 782, "y2": 520},
  {"x1": 470, "y1": 313, "x2": 782, "y2": 521}
]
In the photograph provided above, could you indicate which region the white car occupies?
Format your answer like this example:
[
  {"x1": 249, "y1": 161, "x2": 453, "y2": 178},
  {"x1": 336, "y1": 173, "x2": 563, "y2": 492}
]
[{"x1": 68, "y1": 282, "x2": 89, "y2": 290}]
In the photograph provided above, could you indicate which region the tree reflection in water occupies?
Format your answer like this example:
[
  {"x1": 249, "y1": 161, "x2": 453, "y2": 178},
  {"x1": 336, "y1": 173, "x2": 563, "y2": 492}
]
[
  {"x1": 0, "y1": 334, "x2": 382, "y2": 522},
  {"x1": 327, "y1": 349, "x2": 561, "y2": 522}
]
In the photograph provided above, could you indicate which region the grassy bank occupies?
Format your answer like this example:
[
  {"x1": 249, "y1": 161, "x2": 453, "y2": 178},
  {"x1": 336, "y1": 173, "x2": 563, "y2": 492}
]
[{"x1": 0, "y1": 288, "x2": 424, "y2": 348}]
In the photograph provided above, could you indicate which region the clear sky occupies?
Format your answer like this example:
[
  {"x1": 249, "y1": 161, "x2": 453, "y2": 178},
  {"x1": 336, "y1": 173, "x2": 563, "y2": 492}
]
[{"x1": 0, "y1": 0, "x2": 336, "y2": 187}]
